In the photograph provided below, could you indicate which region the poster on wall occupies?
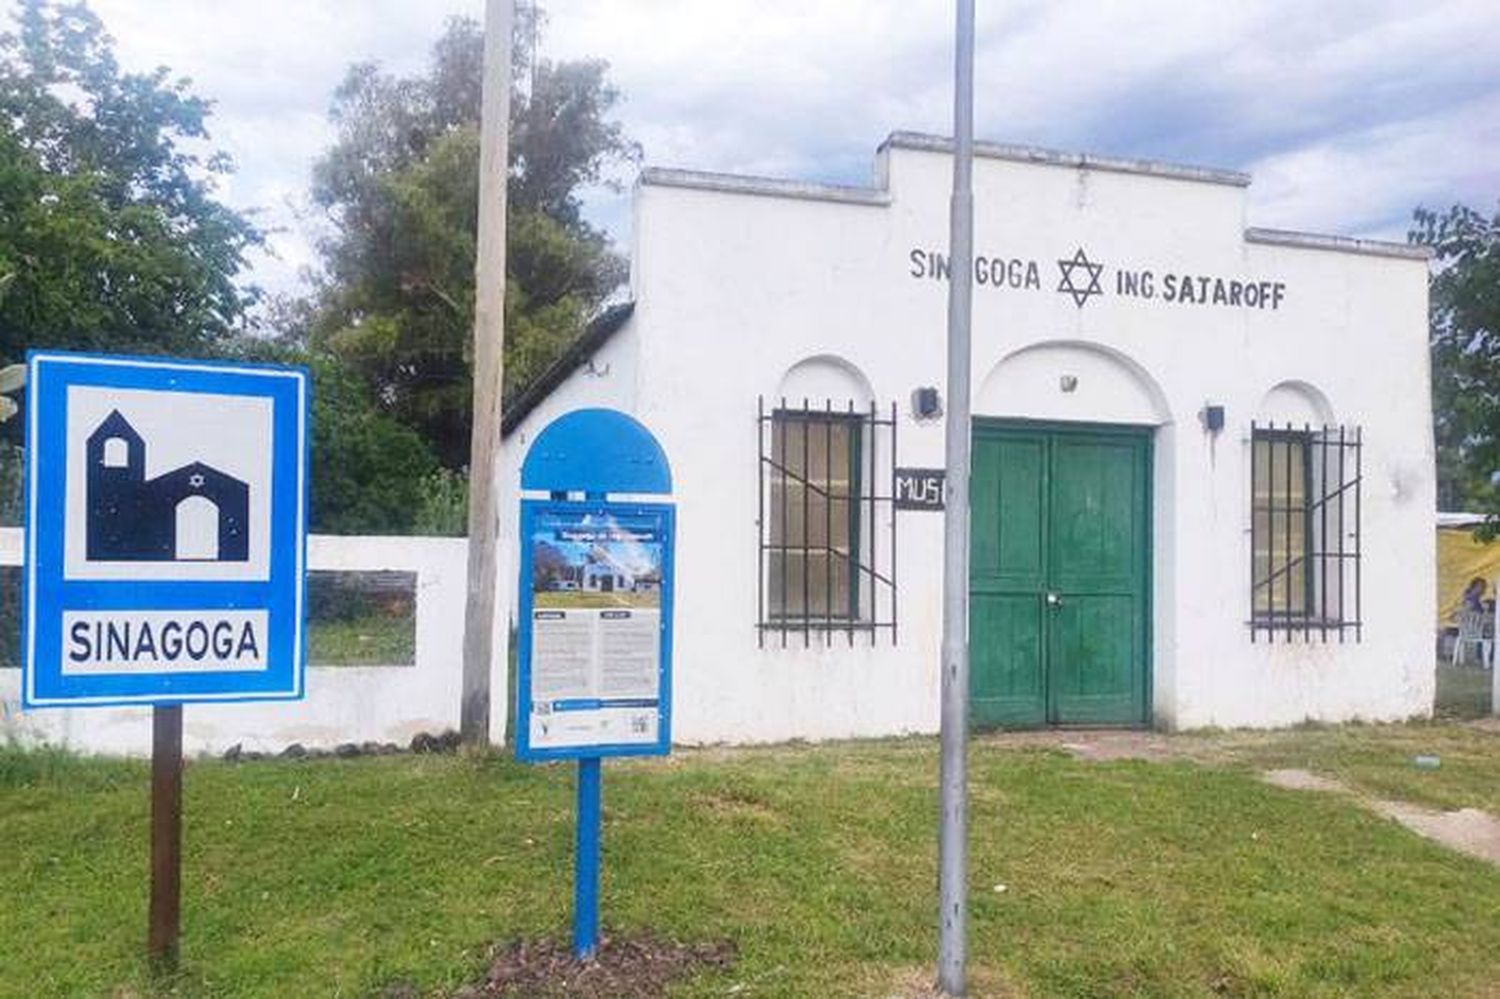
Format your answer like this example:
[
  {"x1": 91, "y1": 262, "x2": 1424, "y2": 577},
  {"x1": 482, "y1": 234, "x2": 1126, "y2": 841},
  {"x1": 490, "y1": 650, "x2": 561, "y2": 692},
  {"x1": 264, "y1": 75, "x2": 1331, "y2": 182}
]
[{"x1": 517, "y1": 502, "x2": 674, "y2": 760}]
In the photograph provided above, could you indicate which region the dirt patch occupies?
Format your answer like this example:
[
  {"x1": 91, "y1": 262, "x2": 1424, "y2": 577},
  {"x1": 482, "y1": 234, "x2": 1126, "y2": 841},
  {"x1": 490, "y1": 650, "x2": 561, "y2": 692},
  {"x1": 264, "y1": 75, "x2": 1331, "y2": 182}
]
[
  {"x1": 450, "y1": 932, "x2": 735, "y2": 999},
  {"x1": 870, "y1": 965, "x2": 1022, "y2": 998},
  {"x1": 1056, "y1": 732, "x2": 1184, "y2": 762},
  {"x1": 1369, "y1": 801, "x2": 1500, "y2": 866},
  {"x1": 1259, "y1": 768, "x2": 1500, "y2": 867},
  {"x1": 1262, "y1": 768, "x2": 1349, "y2": 793},
  {"x1": 974, "y1": 729, "x2": 1188, "y2": 763}
]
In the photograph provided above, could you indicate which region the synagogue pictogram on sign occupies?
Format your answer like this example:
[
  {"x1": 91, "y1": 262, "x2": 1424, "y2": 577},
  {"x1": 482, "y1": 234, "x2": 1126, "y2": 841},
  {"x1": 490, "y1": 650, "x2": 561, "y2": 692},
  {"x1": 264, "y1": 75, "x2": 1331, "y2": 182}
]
[{"x1": 86, "y1": 410, "x2": 250, "y2": 562}]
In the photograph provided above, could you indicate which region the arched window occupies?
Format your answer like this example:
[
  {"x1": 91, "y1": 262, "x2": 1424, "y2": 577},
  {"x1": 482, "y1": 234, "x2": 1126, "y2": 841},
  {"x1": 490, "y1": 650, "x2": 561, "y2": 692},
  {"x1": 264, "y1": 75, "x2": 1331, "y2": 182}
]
[
  {"x1": 102, "y1": 437, "x2": 128, "y2": 468},
  {"x1": 759, "y1": 356, "x2": 897, "y2": 644},
  {"x1": 1250, "y1": 382, "x2": 1361, "y2": 641}
]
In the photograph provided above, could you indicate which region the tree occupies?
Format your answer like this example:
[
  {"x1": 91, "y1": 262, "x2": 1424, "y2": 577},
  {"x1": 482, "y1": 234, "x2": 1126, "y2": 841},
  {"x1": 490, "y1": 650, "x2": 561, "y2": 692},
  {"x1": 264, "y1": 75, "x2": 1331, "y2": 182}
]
[
  {"x1": 302, "y1": 11, "x2": 635, "y2": 469},
  {"x1": 1413, "y1": 203, "x2": 1500, "y2": 521},
  {"x1": 301, "y1": 357, "x2": 442, "y2": 535},
  {"x1": 0, "y1": 0, "x2": 260, "y2": 373},
  {"x1": 0, "y1": 0, "x2": 260, "y2": 526},
  {"x1": 227, "y1": 307, "x2": 452, "y2": 536}
]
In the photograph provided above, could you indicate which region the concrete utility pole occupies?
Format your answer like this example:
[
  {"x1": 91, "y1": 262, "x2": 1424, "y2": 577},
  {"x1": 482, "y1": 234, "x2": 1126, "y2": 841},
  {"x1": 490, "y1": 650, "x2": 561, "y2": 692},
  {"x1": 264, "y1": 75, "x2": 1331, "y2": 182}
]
[
  {"x1": 461, "y1": 0, "x2": 514, "y2": 745},
  {"x1": 937, "y1": 0, "x2": 976, "y2": 995}
]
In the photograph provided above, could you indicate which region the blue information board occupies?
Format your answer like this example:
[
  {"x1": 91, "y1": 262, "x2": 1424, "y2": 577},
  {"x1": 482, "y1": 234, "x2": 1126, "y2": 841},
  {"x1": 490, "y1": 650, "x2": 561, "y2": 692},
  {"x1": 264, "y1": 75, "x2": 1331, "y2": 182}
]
[
  {"x1": 513, "y1": 408, "x2": 676, "y2": 958},
  {"x1": 22, "y1": 351, "x2": 309, "y2": 708},
  {"x1": 515, "y1": 500, "x2": 674, "y2": 761}
]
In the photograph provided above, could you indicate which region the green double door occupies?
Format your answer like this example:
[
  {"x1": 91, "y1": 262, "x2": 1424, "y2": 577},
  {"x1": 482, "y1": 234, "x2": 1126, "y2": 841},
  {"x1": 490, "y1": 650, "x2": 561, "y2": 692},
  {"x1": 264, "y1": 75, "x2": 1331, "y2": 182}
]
[{"x1": 970, "y1": 422, "x2": 1151, "y2": 728}]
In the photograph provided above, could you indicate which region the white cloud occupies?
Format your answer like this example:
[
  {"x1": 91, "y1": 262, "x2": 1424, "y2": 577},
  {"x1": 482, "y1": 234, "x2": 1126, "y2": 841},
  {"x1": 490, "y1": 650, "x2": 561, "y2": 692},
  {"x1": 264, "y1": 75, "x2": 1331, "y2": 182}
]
[
  {"x1": 7, "y1": 0, "x2": 1499, "y2": 299},
  {"x1": 1248, "y1": 91, "x2": 1500, "y2": 239},
  {"x1": 541, "y1": 0, "x2": 1500, "y2": 252},
  {"x1": 75, "y1": 0, "x2": 484, "y2": 296}
]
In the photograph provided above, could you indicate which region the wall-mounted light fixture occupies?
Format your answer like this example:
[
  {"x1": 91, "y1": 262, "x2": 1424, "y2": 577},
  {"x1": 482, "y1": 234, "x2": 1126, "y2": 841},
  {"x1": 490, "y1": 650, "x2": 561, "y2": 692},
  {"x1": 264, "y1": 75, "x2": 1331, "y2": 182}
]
[
  {"x1": 1200, "y1": 404, "x2": 1225, "y2": 433},
  {"x1": 912, "y1": 386, "x2": 942, "y2": 420}
]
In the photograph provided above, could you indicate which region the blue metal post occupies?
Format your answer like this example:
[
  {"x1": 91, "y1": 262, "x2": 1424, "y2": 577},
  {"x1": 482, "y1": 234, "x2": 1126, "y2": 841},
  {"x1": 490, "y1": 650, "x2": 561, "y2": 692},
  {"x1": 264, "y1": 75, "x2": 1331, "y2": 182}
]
[
  {"x1": 573, "y1": 755, "x2": 602, "y2": 959},
  {"x1": 572, "y1": 488, "x2": 608, "y2": 961}
]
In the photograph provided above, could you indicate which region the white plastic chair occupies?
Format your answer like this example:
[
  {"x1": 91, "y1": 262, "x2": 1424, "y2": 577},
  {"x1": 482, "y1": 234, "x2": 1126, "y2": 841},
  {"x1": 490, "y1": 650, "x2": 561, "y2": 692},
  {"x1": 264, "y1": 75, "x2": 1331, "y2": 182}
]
[{"x1": 1451, "y1": 607, "x2": 1493, "y2": 669}]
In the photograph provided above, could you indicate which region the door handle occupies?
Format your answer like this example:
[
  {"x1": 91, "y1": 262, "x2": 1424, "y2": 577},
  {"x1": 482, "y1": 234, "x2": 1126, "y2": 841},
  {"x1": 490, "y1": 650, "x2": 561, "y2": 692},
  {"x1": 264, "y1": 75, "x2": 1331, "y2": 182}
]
[{"x1": 1045, "y1": 591, "x2": 1063, "y2": 607}]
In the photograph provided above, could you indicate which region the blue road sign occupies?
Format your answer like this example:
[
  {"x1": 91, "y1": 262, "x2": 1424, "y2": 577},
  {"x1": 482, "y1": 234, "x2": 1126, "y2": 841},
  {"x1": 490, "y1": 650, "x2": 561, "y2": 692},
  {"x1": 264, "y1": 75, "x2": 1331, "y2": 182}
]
[{"x1": 23, "y1": 351, "x2": 309, "y2": 708}]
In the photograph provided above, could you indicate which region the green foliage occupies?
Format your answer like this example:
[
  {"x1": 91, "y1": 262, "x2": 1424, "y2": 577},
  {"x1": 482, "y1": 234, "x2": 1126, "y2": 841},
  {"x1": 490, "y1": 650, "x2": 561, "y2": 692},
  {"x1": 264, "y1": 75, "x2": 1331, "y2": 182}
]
[
  {"x1": 0, "y1": 0, "x2": 260, "y2": 376},
  {"x1": 226, "y1": 338, "x2": 441, "y2": 535},
  {"x1": 0, "y1": 2, "x2": 629, "y2": 535},
  {"x1": 304, "y1": 11, "x2": 634, "y2": 469},
  {"x1": 412, "y1": 466, "x2": 469, "y2": 537},
  {"x1": 0, "y1": 564, "x2": 16, "y2": 664},
  {"x1": 0, "y1": 741, "x2": 141, "y2": 791},
  {"x1": 305, "y1": 355, "x2": 439, "y2": 534},
  {"x1": 1413, "y1": 202, "x2": 1500, "y2": 519},
  {"x1": 308, "y1": 614, "x2": 415, "y2": 667},
  {"x1": 0, "y1": 441, "x2": 19, "y2": 526}
]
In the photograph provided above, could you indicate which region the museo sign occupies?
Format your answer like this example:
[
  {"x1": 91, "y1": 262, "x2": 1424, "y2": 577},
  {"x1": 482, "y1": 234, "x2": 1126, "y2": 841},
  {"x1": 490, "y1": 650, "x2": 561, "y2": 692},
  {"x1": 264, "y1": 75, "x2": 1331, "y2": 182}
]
[
  {"x1": 894, "y1": 467, "x2": 946, "y2": 511},
  {"x1": 23, "y1": 351, "x2": 309, "y2": 707}
]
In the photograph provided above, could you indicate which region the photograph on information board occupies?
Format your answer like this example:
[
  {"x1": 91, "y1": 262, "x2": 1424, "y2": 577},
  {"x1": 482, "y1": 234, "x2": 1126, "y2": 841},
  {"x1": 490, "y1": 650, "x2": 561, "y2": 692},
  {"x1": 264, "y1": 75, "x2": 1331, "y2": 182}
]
[{"x1": 531, "y1": 515, "x2": 663, "y2": 611}]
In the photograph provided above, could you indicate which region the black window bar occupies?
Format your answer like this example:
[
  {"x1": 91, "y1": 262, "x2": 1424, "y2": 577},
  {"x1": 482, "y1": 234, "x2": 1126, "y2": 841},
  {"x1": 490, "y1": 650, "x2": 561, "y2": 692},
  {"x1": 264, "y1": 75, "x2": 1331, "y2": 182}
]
[
  {"x1": 1249, "y1": 421, "x2": 1362, "y2": 643},
  {"x1": 757, "y1": 396, "x2": 898, "y2": 647}
]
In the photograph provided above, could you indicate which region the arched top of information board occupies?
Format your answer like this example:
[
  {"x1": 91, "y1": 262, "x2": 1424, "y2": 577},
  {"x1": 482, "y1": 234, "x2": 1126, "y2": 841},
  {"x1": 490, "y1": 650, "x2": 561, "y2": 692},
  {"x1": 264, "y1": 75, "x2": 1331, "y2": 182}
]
[{"x1": 521, "y1": 408, "x2": 672, "y2": 495}]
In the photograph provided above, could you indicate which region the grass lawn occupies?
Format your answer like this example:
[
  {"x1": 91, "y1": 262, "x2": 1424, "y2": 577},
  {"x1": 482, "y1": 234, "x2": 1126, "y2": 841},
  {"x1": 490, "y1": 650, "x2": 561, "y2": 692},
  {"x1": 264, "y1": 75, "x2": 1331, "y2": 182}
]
[
  {"x1": 306, "y1": 614, "x2": 415, "y2": 667},
  {"x1": 1190, "y1": 719, "x2": 1500, "y2": 815},
  {"x1": 2, "y1": 726, "x2": 1500, "y2": 999},
  {"x1": 1436, "y1": 662, "x2": 1494, "y2": 719}
]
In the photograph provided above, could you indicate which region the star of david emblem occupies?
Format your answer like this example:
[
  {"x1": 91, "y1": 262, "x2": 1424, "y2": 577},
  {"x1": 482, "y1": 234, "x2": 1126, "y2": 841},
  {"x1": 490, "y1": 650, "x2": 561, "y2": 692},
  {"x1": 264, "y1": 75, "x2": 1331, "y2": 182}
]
[
  {"x1": 188, "y1": 473, "x2": 205, "y2": 489},
  {"x1": 1056, "y1": 247, "x2": 1105, "y2": 308}
]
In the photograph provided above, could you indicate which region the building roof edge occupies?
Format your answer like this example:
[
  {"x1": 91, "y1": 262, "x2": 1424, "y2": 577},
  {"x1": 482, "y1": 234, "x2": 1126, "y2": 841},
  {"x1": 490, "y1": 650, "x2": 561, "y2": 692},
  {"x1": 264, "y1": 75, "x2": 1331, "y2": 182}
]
[
  {"x1": 500, "y1": 302, "x2": 636, "y2": 439},
  {"x1": 638, "y1": 166, "x2": 890, "y2": 206},
  {"x1": 1244, "y1": 227, "x2": 1433, "y2": 261},
  {"x1": 879, "y1": 131, "x2": 1253, "y2": 188}
]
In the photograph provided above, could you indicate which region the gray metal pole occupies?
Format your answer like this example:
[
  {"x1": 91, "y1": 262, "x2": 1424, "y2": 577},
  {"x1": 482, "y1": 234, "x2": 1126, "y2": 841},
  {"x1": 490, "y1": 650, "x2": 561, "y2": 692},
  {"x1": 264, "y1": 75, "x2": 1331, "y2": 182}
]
[
  {"x1": 937, "y1": 0, "x2": 975, "y2": 994},
  {"x1": 460, "y1": 0, "x2": 514, "y2": 745}
]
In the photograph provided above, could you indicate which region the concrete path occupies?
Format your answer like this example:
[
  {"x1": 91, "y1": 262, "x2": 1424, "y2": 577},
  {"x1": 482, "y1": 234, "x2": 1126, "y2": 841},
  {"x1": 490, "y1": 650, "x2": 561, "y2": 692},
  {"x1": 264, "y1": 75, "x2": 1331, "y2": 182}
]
[
  {"x1": 1264, "y1": 768, "x2": 1500, "y2": 867},
  {"x1": 972, "y1": 727, "x2": 1500, "y2": 867}
]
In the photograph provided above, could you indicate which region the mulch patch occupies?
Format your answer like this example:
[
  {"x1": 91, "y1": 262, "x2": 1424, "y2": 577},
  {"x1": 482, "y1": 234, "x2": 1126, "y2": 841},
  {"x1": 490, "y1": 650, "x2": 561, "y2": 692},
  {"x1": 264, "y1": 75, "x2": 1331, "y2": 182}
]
[{"x1": 451, "y1": 931, "x2": 736, "y2": 999}]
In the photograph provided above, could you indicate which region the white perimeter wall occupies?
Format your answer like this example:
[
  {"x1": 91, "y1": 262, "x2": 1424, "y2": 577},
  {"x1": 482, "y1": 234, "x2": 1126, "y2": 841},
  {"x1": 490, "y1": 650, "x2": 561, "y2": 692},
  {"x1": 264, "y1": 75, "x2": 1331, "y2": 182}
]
[
  {"x1": 0, "y1": 529, "x2": 503, "y2": 756},
  {"x1": 504, "y1": 140, "x2": 1436, "y2": 741}
]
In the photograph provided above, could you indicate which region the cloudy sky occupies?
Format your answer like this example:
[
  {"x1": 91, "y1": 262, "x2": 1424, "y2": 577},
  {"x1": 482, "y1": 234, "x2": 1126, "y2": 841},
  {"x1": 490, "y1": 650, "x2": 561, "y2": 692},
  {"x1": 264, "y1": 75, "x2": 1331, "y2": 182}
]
[{"x1": 67, "y1": 0, "x2": 1500, "y2": 298}]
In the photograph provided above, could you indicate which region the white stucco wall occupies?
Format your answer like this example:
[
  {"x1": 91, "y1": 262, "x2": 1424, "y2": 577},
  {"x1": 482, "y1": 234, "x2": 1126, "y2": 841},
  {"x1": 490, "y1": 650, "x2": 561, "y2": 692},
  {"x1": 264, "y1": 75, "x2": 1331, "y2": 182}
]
[
  {"x1": 504, "y1": 134, "x2": 1436, "y2": 739},
  {"x1": 496, "y1": 314, "x2": 642, "y2": 630},
  {"x1": 0, "y1": 530, "x2": 490, "y2": 755}
]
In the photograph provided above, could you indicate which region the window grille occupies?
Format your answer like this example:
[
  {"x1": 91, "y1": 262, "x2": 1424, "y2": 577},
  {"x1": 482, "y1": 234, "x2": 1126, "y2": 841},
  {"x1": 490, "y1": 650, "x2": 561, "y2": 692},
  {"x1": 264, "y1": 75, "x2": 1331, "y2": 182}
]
[
  {"x1": 757, "y1": 397, "x2": 898, "y2": 646},
  {"x1": 1249, "y1": 422, "x2": 1362, "y2": 642}
]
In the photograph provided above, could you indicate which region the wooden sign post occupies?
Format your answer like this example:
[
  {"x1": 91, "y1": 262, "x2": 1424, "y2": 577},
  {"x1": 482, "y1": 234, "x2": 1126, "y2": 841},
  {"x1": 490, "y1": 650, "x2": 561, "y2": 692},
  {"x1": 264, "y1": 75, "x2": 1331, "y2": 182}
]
[{"x1": 148, "y1": 705, "x2": 183, "y2": 967}]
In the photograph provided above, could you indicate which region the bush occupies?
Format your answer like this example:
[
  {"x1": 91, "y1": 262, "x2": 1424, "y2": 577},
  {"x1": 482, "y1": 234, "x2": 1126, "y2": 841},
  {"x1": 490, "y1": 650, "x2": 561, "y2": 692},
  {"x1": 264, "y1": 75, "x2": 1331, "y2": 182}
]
[
  {"x1": 413, "y1": 467, "x2": 468, "y2": 536},
  {"x1": 228, "y1": 341, "x2": 443, "y2": 536},
  {"x1": 0, "y1": 566, "x2": 17, "y2": 667},
  {"x1": 0, "y1": 441, "x2": 19, "y2": 527}
]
